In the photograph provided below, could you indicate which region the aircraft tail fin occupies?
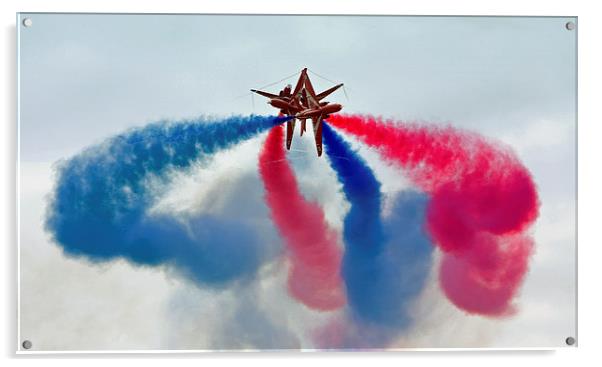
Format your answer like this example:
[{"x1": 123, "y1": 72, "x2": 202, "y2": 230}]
[
  {"x1": 313, "y1": 117, "x2": 323, "y2": 157},
  {"x1": 286, "y1": 119, "x2": 296, "y2": 150}
]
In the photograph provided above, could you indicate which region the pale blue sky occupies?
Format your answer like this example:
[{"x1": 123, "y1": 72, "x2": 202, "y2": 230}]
[{"x1": 19, "y1": 14, "x2": 575, "y2": 161}]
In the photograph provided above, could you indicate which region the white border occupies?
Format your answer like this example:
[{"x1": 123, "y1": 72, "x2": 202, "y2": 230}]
[
  {"x1": 13, "y1": 11, "x2": 579, "y2": 354},
  {"x1": 15, "y1": 12, "x2": 21, "y2": 354},
  {"x1": 4, "y1": 0, "x2": 601, "y2": 364}
]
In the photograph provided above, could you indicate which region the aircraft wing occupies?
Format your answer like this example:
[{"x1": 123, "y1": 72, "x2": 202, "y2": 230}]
[
  {"x1": 250, "y1": 89, "x2": 280, "y2": 99},
  {"x1": 303, "y1": 71, "x2": 318, "y2": 101},
  {"x1": 286, "y1": 116, "x2": 296, "y2": 150},
  {"x1": 302, "y1": 87, "x2": 320, "y2": 109},
  {"x1": 316, "y1": 84, "x2": 344, "y2": 101},
  {"x1": 312, "y1": 114, "x2": 324, "y2": 157},
  {"x1": 292, "y1": 68, "x2": 308, "y2": 97}
]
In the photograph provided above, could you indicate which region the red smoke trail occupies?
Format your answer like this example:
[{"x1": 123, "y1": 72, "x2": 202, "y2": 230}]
[
  {"x1": 328, "y1": 114, "x2": 539, "y2": 316},
  {"x1": 258, "y1": 125, "x2": 345, "y2": 310}
]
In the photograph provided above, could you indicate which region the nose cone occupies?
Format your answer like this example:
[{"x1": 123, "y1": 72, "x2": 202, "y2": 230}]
[
  {"x1": 322, "y1": 103, "x2": 343, "y2": 115},
  {"x1": 269, "y1": 98, "x2": 290, "y2": 110}
]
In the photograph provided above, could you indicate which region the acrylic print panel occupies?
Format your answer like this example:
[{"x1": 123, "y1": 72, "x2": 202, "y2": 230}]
[{"x1": 17, "y1": 13, "x2": 577, "y2": 352}]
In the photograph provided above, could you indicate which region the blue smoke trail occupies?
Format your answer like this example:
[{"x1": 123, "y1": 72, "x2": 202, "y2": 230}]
[
  {"x1": 322, "y1": 123, "x2": 434, "y2": 343},
  {"x1": 46, "y1": 115, "x2": 287, "y2": 287},
  {"x1": 378, "y1": 192, "x2": 434, "y2": 327}
]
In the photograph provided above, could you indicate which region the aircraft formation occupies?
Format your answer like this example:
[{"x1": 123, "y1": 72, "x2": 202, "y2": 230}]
[{"x1": 251, "y1": 68, "x2": 343, "y2": 156}]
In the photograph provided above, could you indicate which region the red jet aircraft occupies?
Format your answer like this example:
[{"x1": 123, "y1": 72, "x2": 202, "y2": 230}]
[{"x1": 251, "y1": 68, "x2": 343, "y2": 156}]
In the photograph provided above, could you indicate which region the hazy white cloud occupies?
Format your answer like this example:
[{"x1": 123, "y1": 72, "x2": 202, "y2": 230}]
[{"x1": 20, "y1": 163, "x2": 172, "y2": 350}]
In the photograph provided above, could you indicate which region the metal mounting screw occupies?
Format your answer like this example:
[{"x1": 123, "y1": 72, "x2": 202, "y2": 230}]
[
  {"x1": 22, "y1": 340, "x2": 32, "y2": 349},
  {"x1": 22, "y1": 18, "x2": 32, "y2": 27},
  {"x1": 565, "y1": 336, "x2": 575, "y2": 346},
  {"x1": 565, "y1": 21, "x2": 575, "y2": 31}
]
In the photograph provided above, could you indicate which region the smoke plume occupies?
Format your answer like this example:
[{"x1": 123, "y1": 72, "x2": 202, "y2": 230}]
[
  {"x1": 327, "y1": 114, "x2": 539, "y2": 316},
  {"x1": 258, "y1": 124, "x2": 345, "y2": 310},
  {"x1": 46, "y1": 115, "x2": 286, "y2": 287}
]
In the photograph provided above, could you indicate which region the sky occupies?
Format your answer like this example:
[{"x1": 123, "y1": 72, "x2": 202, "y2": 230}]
[{"x1": 18, "y1": 13, "x2": 576, "y2": 351}]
